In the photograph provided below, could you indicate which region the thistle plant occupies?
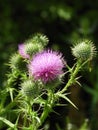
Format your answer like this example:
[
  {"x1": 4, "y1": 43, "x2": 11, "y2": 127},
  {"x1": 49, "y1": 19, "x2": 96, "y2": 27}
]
[{"x1": 0, "y1": 34, "x2": 96, "y2": 130}]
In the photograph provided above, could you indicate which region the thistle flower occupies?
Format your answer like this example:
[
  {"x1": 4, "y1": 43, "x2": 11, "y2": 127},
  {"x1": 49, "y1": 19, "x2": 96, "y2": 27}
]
[
  {"x1": 28, "y1": 50, "x2": 65, "y2": 83},
  {"x1": 72, "y1": 40, "x2": 96, "y2": 60},
  {"x1": 18, "y1": 44, "x2": 30, "y2": 59}
]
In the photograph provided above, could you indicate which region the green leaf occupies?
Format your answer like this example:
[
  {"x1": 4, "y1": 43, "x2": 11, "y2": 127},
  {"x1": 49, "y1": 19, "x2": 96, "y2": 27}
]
[
  {"x1": 79, "y1": 119, "x2": 89, "y2": 130},
  {"x1": 57, "y1": 93, "x2": 78, "y2": 109},
  {"x1": 0, "y1": 117, "x2": 15, "y2": 128},
  {"x1": 35, "y1": 116, "x2": 41, "y2": 124}
]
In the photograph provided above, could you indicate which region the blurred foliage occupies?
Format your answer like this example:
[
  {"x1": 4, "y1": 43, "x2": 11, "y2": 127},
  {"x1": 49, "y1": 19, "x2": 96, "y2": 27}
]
[
  {"x1": 0, "y1": 0, "x2": 98, "y2": 129},
  {"x1": 83, "y1": 66, "x2": 98, "y2": 130}
]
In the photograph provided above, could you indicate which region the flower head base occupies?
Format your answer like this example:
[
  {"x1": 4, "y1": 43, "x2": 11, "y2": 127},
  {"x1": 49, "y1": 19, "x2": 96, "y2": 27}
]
[
  {"x1": 28, "y1": 50, "x2": 65, "y2": 83},
  {"x1": 72, "y1": 40, "x2": 96, "y2": 61}
]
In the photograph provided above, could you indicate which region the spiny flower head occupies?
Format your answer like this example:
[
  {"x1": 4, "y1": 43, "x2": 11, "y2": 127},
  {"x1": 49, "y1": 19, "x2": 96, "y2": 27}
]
[
  {"x1": 72, "y1": 40, "x2": 96, "y2": 60},
  {"x1": 21, "y1": 79, "x2": 40, "y2": 98},
  {"x1": 9, "y1": 53, "x2": 26, "y2": 70},
  {"x1": 28, "y1": 50, "x2": 65, "y2": 83},
  {"x1": 32, "y1": 33, "x2": 49, "y2": 46},
  {"x1": 25, "y1": 42, "x2": 43, "y2": 56},
  {"x1": 18, "y1": 43, "x2": 43, "y2": 59},
  {"x1": 18, "y1": 34, "x2": 49, "y2": 59}
]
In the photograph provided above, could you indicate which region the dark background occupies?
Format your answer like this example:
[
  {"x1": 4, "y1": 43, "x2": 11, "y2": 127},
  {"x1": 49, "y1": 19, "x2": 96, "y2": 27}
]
[{"x1": 0, "y1": 0, "x2": 98, "y2": 129}]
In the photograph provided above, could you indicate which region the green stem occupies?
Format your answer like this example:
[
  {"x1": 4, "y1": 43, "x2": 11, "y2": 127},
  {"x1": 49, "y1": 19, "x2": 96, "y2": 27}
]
[
  {"x1": 39, "y1": 90, "x2": 55, "y2": 127},
  {"x1": 26, "y1": 99, "x2": 38, "y2": 130},
  {"x1": 60, "y1": 60, "x2": 82, "y2": 94}
]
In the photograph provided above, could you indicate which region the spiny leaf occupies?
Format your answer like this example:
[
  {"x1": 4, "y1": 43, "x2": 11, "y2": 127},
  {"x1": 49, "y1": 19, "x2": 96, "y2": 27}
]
[{"x1": 57, "y1": 93, "x2": 78, "y2": 109}]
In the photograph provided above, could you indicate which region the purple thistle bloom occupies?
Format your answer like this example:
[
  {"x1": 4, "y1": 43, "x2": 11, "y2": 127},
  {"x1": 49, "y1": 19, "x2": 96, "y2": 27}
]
[
  {"x1": 18, "y1": 44, "x2": 30, "y2": 59},
  {"x1": 28, "y1": 50, "x2": 64, "y2": 83}
]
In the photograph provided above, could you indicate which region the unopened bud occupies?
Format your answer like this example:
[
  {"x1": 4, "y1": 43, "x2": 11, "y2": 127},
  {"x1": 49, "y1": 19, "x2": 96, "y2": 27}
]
[
  {"x1": 25, "y1": 43, "x2": 43, "y2": 56},
  {"x1": 32, "y1": 33, "x2": 49, "y2": 47},
  {"x1": 72, "y1": 40, "x2": 96, "y2": 60},
  {"x1": 21, "y1": 80, "x2": 40, "y2": 98},
  {"x1": 9, "y1": 53, "x2": 26, "y2": 70}
]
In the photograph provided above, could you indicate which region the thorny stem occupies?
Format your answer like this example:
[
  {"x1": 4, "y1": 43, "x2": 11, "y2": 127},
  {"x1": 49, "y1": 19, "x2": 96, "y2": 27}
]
[
  {"x1": 60, "y1": 60, "x2": 82, "y2": 94},
  {"x1": 60, "y1": 59, "x2": 90, "y2": 94}
]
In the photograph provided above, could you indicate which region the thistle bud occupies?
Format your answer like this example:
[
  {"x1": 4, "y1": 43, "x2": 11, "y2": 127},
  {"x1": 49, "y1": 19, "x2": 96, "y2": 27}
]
[
  {"x1": 21, "y1": 80, "x2": 40, "y2": 98},
  {"x1": 9, "y1": 53, "x2": 26, "y2": 70},
  {"x1": 32, "y1": 33, "x2": 49, "y2": 47},
  {"x1": 72, "y1": 40, "x2": 96, "y2": 61},
  {"x1": 25, "y1": 43, "x2": 43, "y2": 57}
]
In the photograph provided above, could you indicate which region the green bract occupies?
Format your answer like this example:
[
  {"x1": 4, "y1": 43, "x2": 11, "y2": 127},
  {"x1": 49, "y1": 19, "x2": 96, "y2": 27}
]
[
  {"x1": 21, "y1": 80, "x2": 40, "y2": 98},
  {"x1": 9, "y1": 53, "x2": 26, "y2": 70},
  {"x1": 32, "y1": 33, "x2": 49, "y2": 46},
  {"x1": 24, "y1": 33, "x2": 49, "y2": 57},
  {"x1": 25, "y1": 43, "x2": 43, "y2": 56}
]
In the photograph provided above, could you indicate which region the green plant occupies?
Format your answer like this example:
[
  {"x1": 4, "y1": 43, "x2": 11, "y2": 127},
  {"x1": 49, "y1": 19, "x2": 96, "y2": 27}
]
[{"x1": 0, "y1": 34, "x2": 96, "y2": 130}]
